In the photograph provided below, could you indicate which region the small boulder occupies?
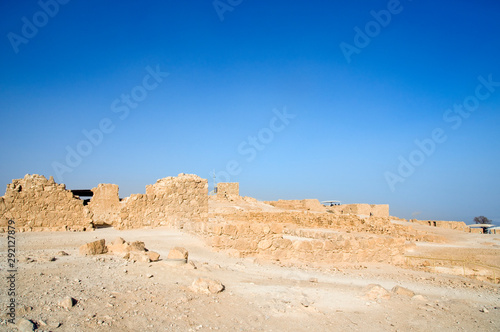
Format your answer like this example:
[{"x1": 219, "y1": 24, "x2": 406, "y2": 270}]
[
  {"x1": 147, "y1": 251, "x2": 160, "y2": 262},
  {"x1": 168, "y1": 247, "x2": 188, "y2": 260},
  {"x1": 17, "y1": 318, "x2": 35, "y2": 332},
  {"x1": 129, "y1": 251, "x2": 150, "y2": 263},
  {"x1": 129, "y1": 241, "x2": 146, "y2": 252},
  {"x1": 391, "y1": 285, "x2": 415, "y2": 297},
  {"x1": 364, "y1": 284, "x2": 391, "y2": 301},
  {"x1": 79, "y1": 239, "x2": 107, "y2": 256},
  {"x1": 107, "y1": 237, "x2": 130, "y2": 254},
  {"x1": 190, "y1": 278, "x2": 224, "y2": 295},
  {"x1": 58, "y1": 296, "x2": 76, "y2": 309}
]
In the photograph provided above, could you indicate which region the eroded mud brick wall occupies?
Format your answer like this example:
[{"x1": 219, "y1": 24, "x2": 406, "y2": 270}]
[
  {"x1": 0, "y1": 174, "x2": 93, "y2": 232},
  {"x1": 87, "y1": 184, "x2": 120, "y2": 226},
  {"x1": 117, "y1": 174, "x2": 208, "y2": 229},
  {"x1": 216, "y1": 182, "x2": 239, "y2": 199}
]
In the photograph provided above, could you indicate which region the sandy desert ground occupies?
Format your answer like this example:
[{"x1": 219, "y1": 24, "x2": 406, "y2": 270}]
[{"x1": 1, "y1": 220, "x2": 499, "y2": 332}]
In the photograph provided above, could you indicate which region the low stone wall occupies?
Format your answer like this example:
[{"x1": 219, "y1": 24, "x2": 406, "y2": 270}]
[
  {"x1": 0, "y1": 174, "x2": 94, "y2": 232},
  {"x1": 116, "y1": 174, "x2": 208, "y2": 229},
  {"x1": 216, "y1": 182, "x2": 240, "y2": 200},
  {"x1": 410, "y1": 219, "x2": 470, "y2": 232},
  {"x1": 329, "y1": 204, "x2": 389, "y2": 218},
  {"x1": 264, "y1": 199, "x2": 326, "y2": 212},
  {"x1": 184, "y1": 220, "x2": 406, "y2": 265},
  {"x1": 209, "y1": 211, "x2": 445, "y2": 243}
]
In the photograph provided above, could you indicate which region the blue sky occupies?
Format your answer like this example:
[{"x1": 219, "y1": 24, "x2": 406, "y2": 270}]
[{"x1": 1, "y1": 0, "x2": 499, "y2": 223}]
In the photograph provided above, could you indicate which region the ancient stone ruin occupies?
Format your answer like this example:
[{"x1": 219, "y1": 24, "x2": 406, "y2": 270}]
[
  {"x1": 0, "y1": 173, "x2": 208, "y2": 232},
  {"x1": 0, "y1": 175, "x2": 446, "y2": 266},
  {"x1": 216, "y1": 182, "x2": 239, "y2": 200},
  {"x1": 0, "y1": 174, "x2": 94, "y2": 232}
]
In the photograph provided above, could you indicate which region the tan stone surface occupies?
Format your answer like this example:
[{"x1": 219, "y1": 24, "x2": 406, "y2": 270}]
[
  {"x1": 216, "y1": 182, "x2": 240, "y2": 200},
  {"x1": 190, "y1": 278, "x2": 225, "y2": 294},
  {"x1": 0, "y1": 174, "x2": 94, "y2": 232},
  {"x1": 79, "y1": 239, "x2": 107, "y2": 256},
  {"x1": 392, "y1": 285, "x2": 415, "y2": 297},
  {"x1": 264, "y1": 199, "x2": 326, "y2": 212},
  {"x1": 116, "y1": 174, "x2": 208, "y2": 229},
  {"x1": 168, "y1": 247, "x2": 189, "y2": 260},
  {"x1": 87, "y1": 183, "x2": 120, "y2": 226}
]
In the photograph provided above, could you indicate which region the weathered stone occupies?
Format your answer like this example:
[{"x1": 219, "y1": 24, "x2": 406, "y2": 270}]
[
  {"x1": 128, "y1": 251, "x2": 150, "y2": 263},
  {"x1": 257, "y1": 239, "x2": 273, "y2": 250},
  {"x1": 168, "y1": 247, "x2": 188, "y2": 260},
  {"x1": 412, "y1": 294, "x2": 427, "y2": 302},
  {"x1": 129, "y1": 241, "x2": 146, "y2": 252},
  {"x1": 0, "y1": 174, "x2": 94, "y2": 232},
  {"x1": 364, "y1": 284, "x2": 391, "y2": 301},
  {"x1": 147, "y1": 251, "x2": 160, "y2": 262},
  {"x1": 79, "y1": 239, "x2": 107, "y2": 256},
  {"x1": 87, "y1": 183, "x2": 120, "y2": 226},
  {"x1": 391, "y1": 285, "x2": 415, "y2": 297},
  {"x1": 190, "y1": 278, "x2": 225, "y2": 294},
  {"x1": 58, "y1": 296, "x2": 76, "y2": 309},
  {"x1": 17, "y1": 318, "x2": 35, "y2": 332}
]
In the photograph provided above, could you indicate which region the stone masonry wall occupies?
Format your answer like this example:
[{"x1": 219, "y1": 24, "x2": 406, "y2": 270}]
[
  {"x1": 184, "y1": 220, "x2": 406, "y2": 265},
  {"x1": 209, "y1": 211, "x2": 444, "y2": 243},
  {"x1": 116, "y1": 174, "x2": 208, "y2": 229},
  {"x1": 87, "y1": 184, "x2": 120, "y2": 226},
  {"x1": 216, "y1": 182, "x2": 239, "y2": 199},
  {"x1": 0, "y1": 174, "x2": 93, "y2": 232},
  {"x1": 330, "y1": 204, "x2": 389, "y2": 218},
  {"x1": 410, "y1": 219, "x2": 470, "y2": 232},
  {"x1": 264, "y1": 199, "x2": 326, "y2": 212}
]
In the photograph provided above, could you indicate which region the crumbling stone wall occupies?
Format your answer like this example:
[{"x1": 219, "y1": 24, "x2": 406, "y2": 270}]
[
  {"x1": 87, "y1": 184, "x2": 120, "y2": 226},
  {"x1": 216, "y1": 182, "x2": 239, "y2": 200},
  {"x1": 330, "y1": 204, "x2": 389, "y2": 218},
  {"x1": 410, "y1": 219, "x2": 470, "y2": 232},
  {"x1": 184, "y1": 220, "x2": 406, "y2": 265},
  {"x1": 0, "y1": 174, "x2": 93, "y2": 232},
  {"x1": 116, "y1": 174, "x2": 208, "y2": 229},
  {"x1": 208, "y1": 211, "x2": 444, "y2": 242},
  {"x1": 264, "y1": 199, "x2": 326, "y2": 212}
]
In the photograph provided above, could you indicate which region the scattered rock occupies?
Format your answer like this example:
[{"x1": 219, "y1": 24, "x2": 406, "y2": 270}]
[
  {"x1": 57, "y1": 251, "x2": 69, "y2": 256},
  {"x1": 168, "y1": 247, "x2": 188, "y2": 260},
  {"x1": 147, "y1": 251, "x2": 161, "y2": 262},
  {"x1": 480, "y1": 307, "x2": 489, "y2": 313},
  {"x1": 128, "y1": 251, "x2": 150, "y2": 263},
  {"x1": 17, "y1": 318, "x2": 35, "y2": 332},
  {"x1": 190, "y1": 278, "x2": 225, "y2": 295},
  {"x1": 58, "y1": 296, "x2": 76, "y2": 309},
  {"x1": 364, "y1": 284, "x2": 391, "y2": 301},
  {"x1": 130, "y1": 241, "x2": 146, "y2": 252},
  {"x1": 79, "y1": 239, "x2": 107, "y2": 256},
  {"x1": 412, "y1": 294, "x2": 427, "y2": 302},
  {"x1": 107, "y1": 237, "x2": 130, "y2": 254},
  {"x1": 391, "y1": 285, "x2": 415, "y2": 297},
  {"x1": 183, "y1": 261, "x2": 197, "y2": 270}
]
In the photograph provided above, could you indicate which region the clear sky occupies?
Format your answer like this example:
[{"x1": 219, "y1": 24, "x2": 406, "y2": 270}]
[{"x1": 1, "y1": 0, "x2": 499, "y2": 223}]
